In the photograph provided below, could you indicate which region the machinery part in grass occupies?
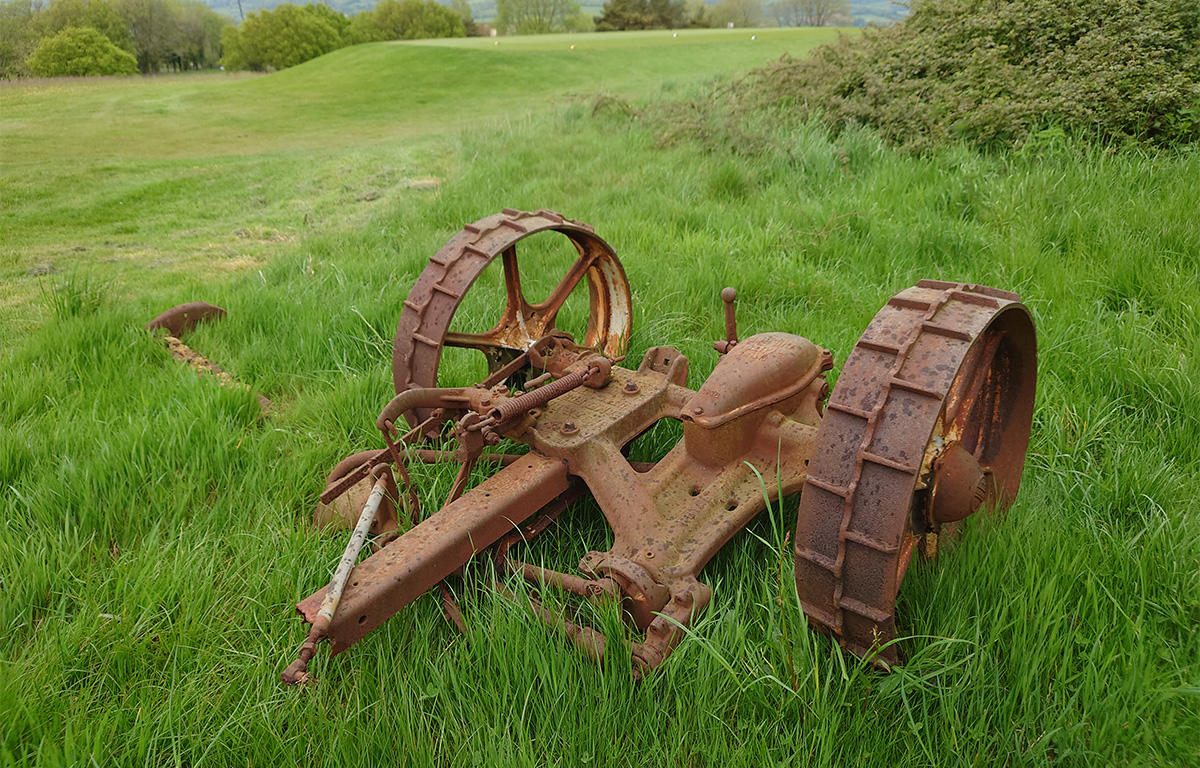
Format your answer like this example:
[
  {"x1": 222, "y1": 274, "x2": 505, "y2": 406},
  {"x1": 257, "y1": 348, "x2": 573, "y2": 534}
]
[
  {"x1": 713, "y1": 286, "x2": 739, "y2": 354},
  {"x1": 147, "y1": 301, "x2": 226, "y2": 336},
  {"x1": 793, "y1": 280, "x2": 1037, "y2": 667},
  {"x1": 293, "y1": 332, "x2": 833, "y2": 676},
  {"x1": 286, "y1": 211, "x2": 1039, "y2": 682},
  {"x1": 283, "y1": 466, "x2": 393, "y2": 685},
  {"x1": 486, "y1": 360, "x2": 607, "y2": 424},
  {"x1": 313, "y1": 446, "x2": 528, "y2": 533},
  {"x1": 146, "y1": 301, "x2": 271, "y2": 413},
  {"x1": 391, "y1": 208, "x2": 632, "y2": 434},
  {"x1": 313, "y1": 450, "x2": 401, "y2": 540},
  {"x1": 296, "y1": 453, "x2": 574, "y2": 656}
]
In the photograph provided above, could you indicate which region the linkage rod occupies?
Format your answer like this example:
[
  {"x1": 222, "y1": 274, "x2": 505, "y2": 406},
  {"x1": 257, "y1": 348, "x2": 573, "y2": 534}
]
[
  {"x1": 282, "y1": 467, "x2": 390, "y2": 685},
  {"x1": 488, "y1": 363, "x2": 599, "y2": 423}
]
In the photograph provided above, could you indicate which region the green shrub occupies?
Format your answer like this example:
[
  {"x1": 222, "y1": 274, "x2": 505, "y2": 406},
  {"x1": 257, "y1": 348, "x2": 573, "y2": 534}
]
[
  {"x1": 750, "y1": 0, "x2": 1200, "y2": 151},
  {"x1": 220, "y1": 4, "x2": 344, "y2": 72},
  {"x1": 25, "y1": 25, "x2": 137, "y2": 77},
  {"x1": 372, "y1": 0, "x2": 465, "y2": 40}
]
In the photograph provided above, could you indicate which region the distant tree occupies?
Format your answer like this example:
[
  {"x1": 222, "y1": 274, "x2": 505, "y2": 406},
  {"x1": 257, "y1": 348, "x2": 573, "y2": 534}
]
[
  {"x1": 170, "y1": 0, "x2": 229, "y2": 70},
  {"x1": 345, "y1": 8, "x2": 385, "y2": 43},
  {"x1": 684, "y1": 0, "x2": 710, "y2": 27},
  {"x1": 220, "y1": 3, "x2": 342, "y2": 71},
  {"x1": 218, "y1": 20, "x2": 244, "y2": 65},
  {"x1": 114, "y1": 0, "x2": 182, "y2": 72},
  {"x1": 449, "y1": 0, "x2": 476, "y2": 36},
  {"x1": 0, "y1": 0, "x2": 39, "y2": 77},
  {"x1": 2, "y1": 0, "x2": 226, "y2": 77},
  {"x1": 305, "y1": 1, "x2": 350, "y2": 39},
  {"x1": 772, "y1": 0, "x2": 846, "y2": 26},
  {"x1": 26, "y1": 24, "x2": 138, "y2": 74},
  {"x1": 35, "y1": 0, "x2": 134, "y2": 52},
  {"x1": 595, "y1": 0, "x2": 686, "y2": 31},
  {"x1": 563, "y1": 8, "x2": 592, "y2": 31},
  {"x1": 372, "y1": 0, "x2": 462, "y2": 40},
  {"x1": 709, "y1": 0, "x2": 762, "y2": 28},
  {"x1": 495, "y1": 0, "x2": 580, "y2": 35},
  {"x1": 769, "y1": 0, "x2": 799, "y2": 26}
]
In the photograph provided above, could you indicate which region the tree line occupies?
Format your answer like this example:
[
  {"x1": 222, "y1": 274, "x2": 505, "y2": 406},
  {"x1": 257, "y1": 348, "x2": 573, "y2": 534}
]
[
  {"x1": 221, "y1": 0, "x2": 475, "y2": 72},
  {"x1": 1, "y1": 0, "x2": 228, "y2": 77},
  {"x1": 492, "y1": 0, "x2": 849, "y2": 36},
  {"x1": 0, "y1": 0, "x2": 851, "y2": 79}
]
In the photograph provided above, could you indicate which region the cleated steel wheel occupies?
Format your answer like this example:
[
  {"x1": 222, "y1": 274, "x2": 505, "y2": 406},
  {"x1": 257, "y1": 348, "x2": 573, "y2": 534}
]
[
  {"x1": 392, "y1": 208, "x2": 632, "y2": 433},
  {"x1": 794, "y1": 280, "x2": 1037, "y2": 666}
]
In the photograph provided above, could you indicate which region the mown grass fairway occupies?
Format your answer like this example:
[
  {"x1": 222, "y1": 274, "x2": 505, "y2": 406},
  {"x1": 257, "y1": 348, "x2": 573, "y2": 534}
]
[
  {"x1": 0, "y1": 28, "x2": 840, "y2": 341},
  {"x1": 2, "y1": 28, "x2": 1199, "y2": 767}
]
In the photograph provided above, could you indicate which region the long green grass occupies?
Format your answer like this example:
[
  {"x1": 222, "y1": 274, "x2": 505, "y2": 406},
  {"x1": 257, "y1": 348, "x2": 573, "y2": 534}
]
[{"x1": 2, "y1": 30, "x2": 1199, "y2": 767}]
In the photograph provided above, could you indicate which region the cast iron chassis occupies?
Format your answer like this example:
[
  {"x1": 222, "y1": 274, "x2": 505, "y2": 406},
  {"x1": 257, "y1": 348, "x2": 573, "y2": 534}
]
[{"x1": 279, "y1": 208, "x2": 1037, "y2": 684}]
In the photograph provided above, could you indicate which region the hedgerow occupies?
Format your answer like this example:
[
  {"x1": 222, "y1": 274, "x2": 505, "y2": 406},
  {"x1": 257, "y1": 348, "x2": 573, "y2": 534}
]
[{"x1": 749, "y1": 0, "x2": 1200, "y2": 151}]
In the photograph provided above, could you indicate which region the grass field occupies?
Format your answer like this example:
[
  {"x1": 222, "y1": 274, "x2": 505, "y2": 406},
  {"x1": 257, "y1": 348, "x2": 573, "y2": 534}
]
[
  {"x1": 2, "y1": 28, "x2": 1199, "y2": 767},
  {"x1": 0, "y1": 27, "x2": 841, "y2": 342}
]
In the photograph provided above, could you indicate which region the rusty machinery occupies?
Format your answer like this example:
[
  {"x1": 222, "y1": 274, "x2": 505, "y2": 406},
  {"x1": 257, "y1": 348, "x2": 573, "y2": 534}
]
[{"x1": 277, "y1": 208, "x2": 1036, "y2": 684}]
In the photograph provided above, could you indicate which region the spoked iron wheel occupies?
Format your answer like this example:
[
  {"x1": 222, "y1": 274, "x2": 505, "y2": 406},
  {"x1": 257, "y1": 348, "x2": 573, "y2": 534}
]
[
  {"x1": 794, "y1": 280, "x2": 1036, "y2": 666},
  {"x1": 392, "y1": 208, "x2": 632, "y2": 434}
]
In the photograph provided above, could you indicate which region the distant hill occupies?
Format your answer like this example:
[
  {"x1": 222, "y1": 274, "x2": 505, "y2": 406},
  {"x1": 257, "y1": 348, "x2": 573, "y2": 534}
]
[{"x1": 203, "y1": 0, "x2": 906, "y2": 27}]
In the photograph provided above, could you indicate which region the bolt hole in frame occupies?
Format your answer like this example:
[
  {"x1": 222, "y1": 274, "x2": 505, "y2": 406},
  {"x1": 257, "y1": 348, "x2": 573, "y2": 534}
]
[{"x1": 279, "y1": 209, "x2": 1036, "y2": 684}]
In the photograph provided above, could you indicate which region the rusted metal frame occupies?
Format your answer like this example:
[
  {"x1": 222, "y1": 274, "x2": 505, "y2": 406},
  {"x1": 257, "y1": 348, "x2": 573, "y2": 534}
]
[
  {"x1": 502, "y1": 380, "x2": 682, "y2": 666},
  {"x1": 287, "y1": 200, "x2": 1042, "y2": 681},
  {"x1": 515, "y1": 336, "x2": 828, "y2": 672},
  {"x1": 372, "y1": 355, "x2": 696, "y2": 672},
  {"x1": 296, "y1": 452, "x2": 572, "y2": 655},
  {"x1": 566, "y1": 417, "x2": 813, "y2": 672},
  {"x1": 487, "y1": 361, "x2": 604, "y2": 424}
]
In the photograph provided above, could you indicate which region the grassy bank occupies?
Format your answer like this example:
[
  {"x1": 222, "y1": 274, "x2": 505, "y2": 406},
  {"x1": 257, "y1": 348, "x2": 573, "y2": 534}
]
[
  {"x1": 0, "y1": 28, "x2": 840, "y2": 342},
  {"x1": 2, "y1": 28, "x2": 1198, "y2": 768}
]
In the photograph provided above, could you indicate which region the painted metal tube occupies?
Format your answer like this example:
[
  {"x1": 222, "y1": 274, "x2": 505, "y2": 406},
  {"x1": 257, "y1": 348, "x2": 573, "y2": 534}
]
[
  {"x1": 318, "y1": 472, "x2": 388, "y2": 625},
  {"x1": 282, "y1": 467, "x2": 389, "y2": 685}
]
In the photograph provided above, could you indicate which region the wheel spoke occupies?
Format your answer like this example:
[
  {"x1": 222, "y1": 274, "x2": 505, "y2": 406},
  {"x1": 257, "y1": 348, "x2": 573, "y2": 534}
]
[
  {"x1": 444, "y1": 331, "x2": 526, "y2": 380},
  {"x1": 501, "y1": 246, "x2": 532, "y2": 323},
  {"x1": 443, "y1": 330, "x2": 512, "y2": 352},
  {"x1": 531, "y1": 246, "x2": 594, "y2": 325}
]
